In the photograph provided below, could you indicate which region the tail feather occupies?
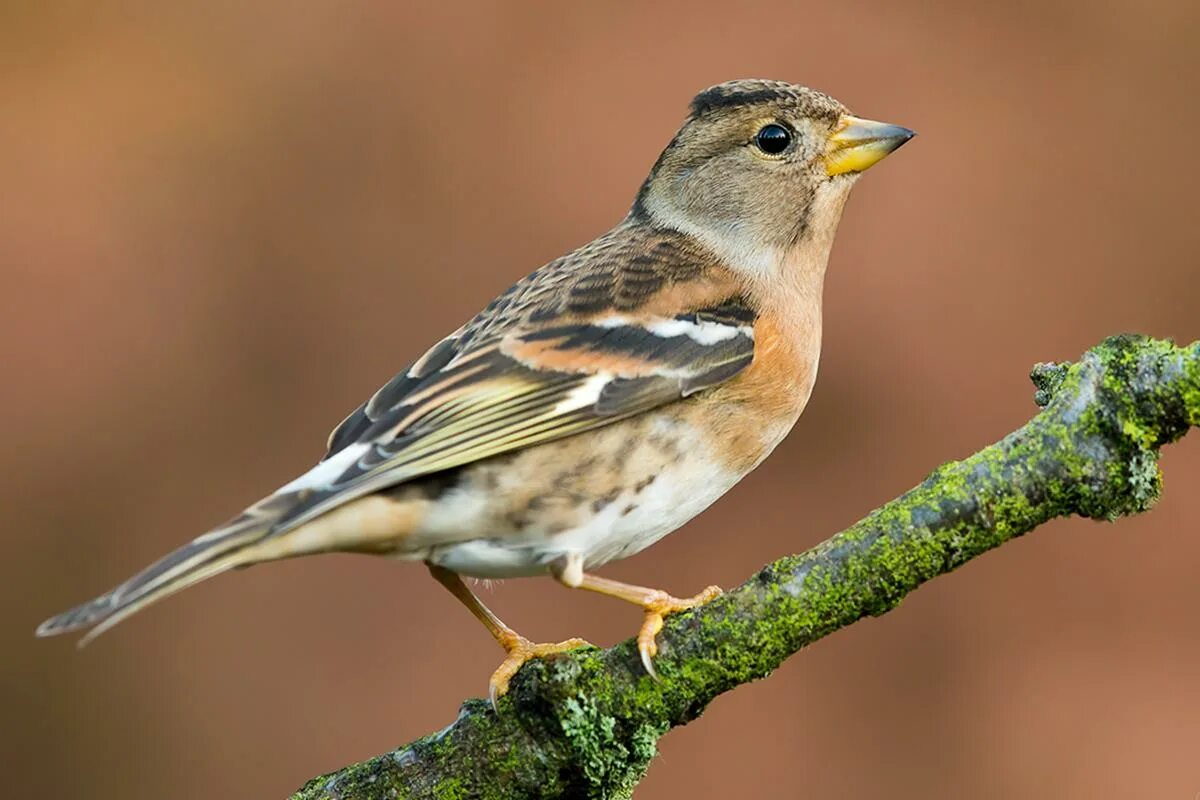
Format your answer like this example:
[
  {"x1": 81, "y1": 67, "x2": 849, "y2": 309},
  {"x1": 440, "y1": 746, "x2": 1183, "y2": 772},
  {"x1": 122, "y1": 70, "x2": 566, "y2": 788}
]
[
  {"x1": 75, "y1": 550, "x2": 253, "y2": 647},
  {"x1": 36, "y1": 496, "x2": 295, "y2": 643}
]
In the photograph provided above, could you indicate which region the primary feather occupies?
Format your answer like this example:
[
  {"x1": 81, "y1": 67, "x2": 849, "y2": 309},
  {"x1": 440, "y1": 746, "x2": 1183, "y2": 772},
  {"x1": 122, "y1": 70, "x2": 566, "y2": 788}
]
[{"x1": 37, "y1": 223, "x2": 757, "y2": 641}]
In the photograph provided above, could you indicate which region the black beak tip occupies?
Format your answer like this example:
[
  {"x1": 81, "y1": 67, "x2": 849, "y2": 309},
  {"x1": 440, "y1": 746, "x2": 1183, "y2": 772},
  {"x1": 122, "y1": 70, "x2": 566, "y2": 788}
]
[{"x1": 889, "y1": 127, "x2": 917, "y2": 152}]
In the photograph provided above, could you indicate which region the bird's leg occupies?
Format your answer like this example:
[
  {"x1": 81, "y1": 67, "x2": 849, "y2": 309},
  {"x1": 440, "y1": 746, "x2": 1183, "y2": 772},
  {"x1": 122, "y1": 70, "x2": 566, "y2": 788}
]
[
  {"x1": 550, "y1": 554, "x2": 722, "y2": 679},
  {"x1": 425, "y1": 563, "x2": 588, "y2": 708}
]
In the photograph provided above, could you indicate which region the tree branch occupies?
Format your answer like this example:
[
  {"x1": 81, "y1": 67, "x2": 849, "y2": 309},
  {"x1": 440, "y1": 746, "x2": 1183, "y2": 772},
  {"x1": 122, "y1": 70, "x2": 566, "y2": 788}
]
[{"x1": 292, "y1": 334, "x2": 1200, "y2": 800}]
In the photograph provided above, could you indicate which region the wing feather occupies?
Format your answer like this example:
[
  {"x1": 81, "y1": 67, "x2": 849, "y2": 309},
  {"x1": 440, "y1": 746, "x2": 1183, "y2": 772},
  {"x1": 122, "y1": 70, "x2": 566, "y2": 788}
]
[
  {"x1": 38, "y1": 226, "x2": 764, "y2": 642},
  {"x1": 297, "y1": 225, "x2": 757, "y2": 539},
  {"x1": 280, "y1": 304, "x2": 756, "y2": 536}
]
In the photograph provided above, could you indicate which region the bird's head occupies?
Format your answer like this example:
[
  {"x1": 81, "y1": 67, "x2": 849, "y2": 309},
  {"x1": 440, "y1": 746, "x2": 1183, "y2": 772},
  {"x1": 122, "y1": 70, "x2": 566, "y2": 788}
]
[{"x1": 633, "y1": 79, "x2": 913, "y2": 278}]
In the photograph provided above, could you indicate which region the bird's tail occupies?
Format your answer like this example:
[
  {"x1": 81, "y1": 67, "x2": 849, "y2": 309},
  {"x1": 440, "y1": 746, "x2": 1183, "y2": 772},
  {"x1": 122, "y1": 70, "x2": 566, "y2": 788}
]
[{"x1": 35, "y1": 493, "x2": 299, "y2": 646}]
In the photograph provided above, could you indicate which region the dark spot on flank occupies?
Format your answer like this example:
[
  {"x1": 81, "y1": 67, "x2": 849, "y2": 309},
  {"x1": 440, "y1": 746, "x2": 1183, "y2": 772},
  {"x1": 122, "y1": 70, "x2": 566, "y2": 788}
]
[
  {"x1": 634, "y1": 475, "x2": 657, "y2": 493},
  {"x1": 592, "y1": 488, "x2": 622, "y2": 513},
  {"x1": 621, "y1": 504, "x2": 637, "y2": 517},
  {"x1": 648, "y1": 433, "x2": 681, "y2": 460}
]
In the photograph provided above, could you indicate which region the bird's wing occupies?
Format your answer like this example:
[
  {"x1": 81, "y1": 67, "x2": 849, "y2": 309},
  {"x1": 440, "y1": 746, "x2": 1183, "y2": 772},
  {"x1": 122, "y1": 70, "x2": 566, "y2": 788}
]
[
  {"x1": 34, "y1": 226, "x2": 757, "y2": 641},
  {"x1": 272, "y1": 228, "x2": 757, "y2": 537}
]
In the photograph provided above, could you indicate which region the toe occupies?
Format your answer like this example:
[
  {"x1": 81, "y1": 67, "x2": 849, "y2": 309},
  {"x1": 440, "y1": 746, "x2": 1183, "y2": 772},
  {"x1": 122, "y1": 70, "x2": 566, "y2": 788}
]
[
  {"x1": 531, "y1": 637, "x2": 591, "y2": 657},
  {"x1": 633, "y1": 586, "x2": 721, "y2": 679},
  {"x1": 488, "y1": 647, "x2": 529, "y2": 709},
  {"x1": 636, "y1": 612, "x2": 665, "y2": 679},
  {"x1": 488, "y1": 637, "x2": 591, "y2": 710}
]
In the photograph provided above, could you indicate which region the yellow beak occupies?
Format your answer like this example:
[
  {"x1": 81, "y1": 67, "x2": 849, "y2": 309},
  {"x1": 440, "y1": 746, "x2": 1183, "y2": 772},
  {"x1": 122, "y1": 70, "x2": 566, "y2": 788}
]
[{"x1": 825, "y1": 115, "x2": 915, "y2": 176}]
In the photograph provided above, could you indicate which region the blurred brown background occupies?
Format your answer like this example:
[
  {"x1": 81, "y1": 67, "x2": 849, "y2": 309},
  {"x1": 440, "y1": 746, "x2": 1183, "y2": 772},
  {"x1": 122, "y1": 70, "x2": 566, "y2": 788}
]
[{"x1": 3, "y1": 2, "x2": 1199, "y2": 798}]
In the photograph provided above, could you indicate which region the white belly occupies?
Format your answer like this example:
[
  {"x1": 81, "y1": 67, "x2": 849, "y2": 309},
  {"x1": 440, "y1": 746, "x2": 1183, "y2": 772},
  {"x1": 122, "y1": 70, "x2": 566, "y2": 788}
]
[
  {"x1": 418, "y1": 417, "x2": 746, "y2": 579},
  {"x1": 563, "y1": 462, "x2": 742, "y2": 567},
  {"x1": 425, "y1": 462, "x2": 740, "y2": 578}
]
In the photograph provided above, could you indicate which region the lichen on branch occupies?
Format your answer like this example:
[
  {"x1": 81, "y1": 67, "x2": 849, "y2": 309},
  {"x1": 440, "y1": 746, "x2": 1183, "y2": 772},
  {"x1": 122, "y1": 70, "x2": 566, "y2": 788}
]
[{"x1": 292, "y1": 334, "x2": 1200, "y2": 800}]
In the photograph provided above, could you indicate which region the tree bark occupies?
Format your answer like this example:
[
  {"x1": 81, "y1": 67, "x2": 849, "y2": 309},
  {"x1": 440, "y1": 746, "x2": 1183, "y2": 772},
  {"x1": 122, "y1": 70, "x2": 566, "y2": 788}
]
[{"x1": 291, "y1": 334, "x2": 1200, "y2": 800}]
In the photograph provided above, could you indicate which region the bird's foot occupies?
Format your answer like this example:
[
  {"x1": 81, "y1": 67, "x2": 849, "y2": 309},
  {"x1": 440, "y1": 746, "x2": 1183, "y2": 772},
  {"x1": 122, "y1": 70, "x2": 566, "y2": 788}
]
[
  {"x1": 636, "y1": 585, "x2": 723, "y2": 679},
  {"x1": 489, "y1": 632, "x2": 591, "y2": 710}
]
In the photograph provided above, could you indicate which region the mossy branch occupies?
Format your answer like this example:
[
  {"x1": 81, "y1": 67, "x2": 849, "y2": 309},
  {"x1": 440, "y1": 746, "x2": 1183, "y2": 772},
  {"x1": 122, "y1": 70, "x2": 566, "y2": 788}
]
[{"x1": 292, "y1": 334, "x2": 1200, "y2": 800}]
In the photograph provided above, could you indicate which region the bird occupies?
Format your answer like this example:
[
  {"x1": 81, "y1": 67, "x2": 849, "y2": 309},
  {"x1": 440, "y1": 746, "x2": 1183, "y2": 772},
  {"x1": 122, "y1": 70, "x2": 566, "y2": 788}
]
[{"x1": 37, "y1": 79, "x2": 913, "y2": 705}]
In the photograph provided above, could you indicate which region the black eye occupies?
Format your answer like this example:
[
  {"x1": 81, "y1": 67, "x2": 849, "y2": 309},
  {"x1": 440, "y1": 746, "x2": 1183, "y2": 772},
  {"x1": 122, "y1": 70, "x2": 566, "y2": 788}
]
[{"x1": 754, "y1": 123, "x2": 792, "y2": 155}]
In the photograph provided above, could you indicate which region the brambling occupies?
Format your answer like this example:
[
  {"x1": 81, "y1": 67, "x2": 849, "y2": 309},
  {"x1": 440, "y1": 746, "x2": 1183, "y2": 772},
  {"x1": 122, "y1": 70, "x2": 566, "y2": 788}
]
[{"x1": 38, "y1": 79, "x2": 913, "y2": 703}]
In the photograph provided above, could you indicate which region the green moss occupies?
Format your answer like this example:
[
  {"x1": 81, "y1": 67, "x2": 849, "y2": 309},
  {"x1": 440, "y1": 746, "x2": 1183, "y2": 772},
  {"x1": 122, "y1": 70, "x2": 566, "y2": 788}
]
[
  {"x1": 1030, "y1": 361, "x2": 1071, "y2": 407},
  {"x1": 556, "y1": 694, "x2": 664, "y2": 798},
  {"x1": 292, "y1": 334, "x2": 1199, "y2": 800},
  {"x1": 290, "y1": 754, "x2": 414, "y2": 800},
  {"x1": 1183, "y1": 346, "x2": 1200, "y2": 424},
  {"x1": 432, "y1": 777, "x2": 469, "y2": 800},
  {"x1": 490, "y1": 742, "x2": 526, "y2": 777}
]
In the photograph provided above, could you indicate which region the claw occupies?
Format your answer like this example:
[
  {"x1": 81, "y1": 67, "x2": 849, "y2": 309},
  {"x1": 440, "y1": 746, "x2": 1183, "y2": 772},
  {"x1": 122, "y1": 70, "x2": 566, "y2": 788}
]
[
  {"x1": 639, "y1": 636, "x2": 660, "y2": 682},
  {"x1": 488, "y1": 634, "x2": 590, "y2": 711},
  {"x1": 634, "y1": 585, "x2": 722, "y2": 679}
]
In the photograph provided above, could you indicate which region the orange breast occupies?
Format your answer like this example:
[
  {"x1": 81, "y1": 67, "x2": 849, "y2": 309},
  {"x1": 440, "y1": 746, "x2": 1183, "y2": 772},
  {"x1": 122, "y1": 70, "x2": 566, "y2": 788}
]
[{"x1": 691, "y1": 309, "x2": 822, "y2": 474}]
